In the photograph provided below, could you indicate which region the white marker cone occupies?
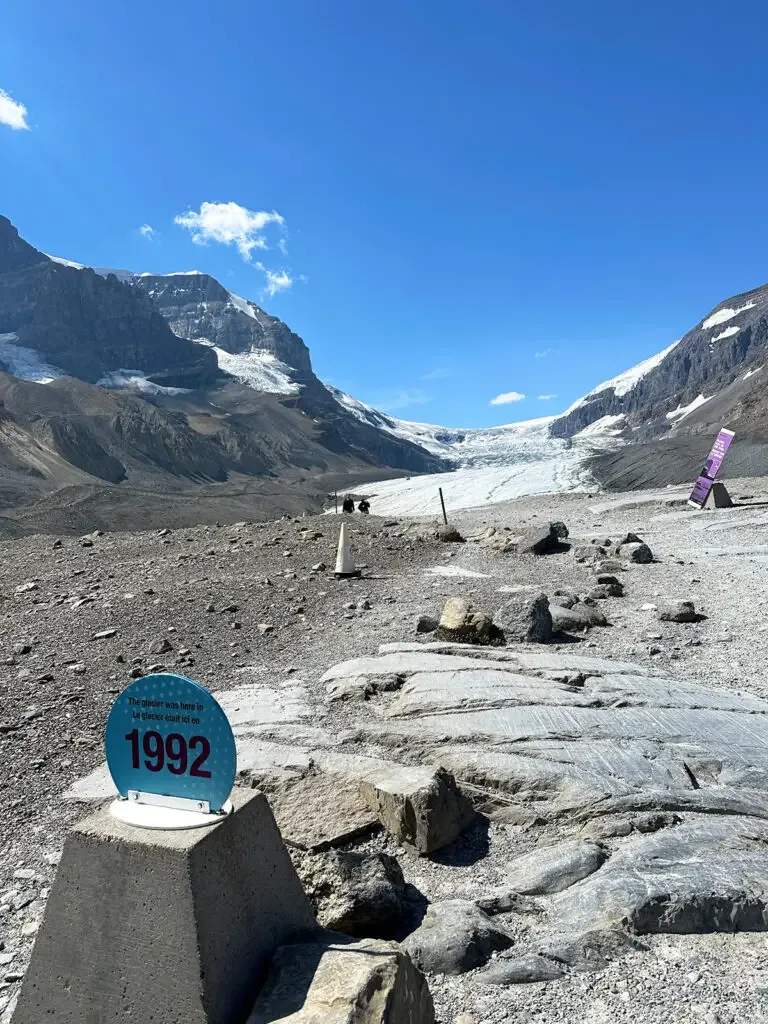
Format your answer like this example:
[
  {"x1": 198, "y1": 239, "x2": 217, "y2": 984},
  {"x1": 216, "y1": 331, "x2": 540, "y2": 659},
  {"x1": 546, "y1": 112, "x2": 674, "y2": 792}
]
[{"x1": 334, "y1": 522, "x2": 360, "y2": 578}]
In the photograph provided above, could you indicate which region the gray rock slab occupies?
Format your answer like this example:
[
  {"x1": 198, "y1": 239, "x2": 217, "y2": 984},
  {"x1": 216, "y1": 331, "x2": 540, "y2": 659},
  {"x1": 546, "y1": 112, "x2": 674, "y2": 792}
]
[
  {"x1": 503, "y1": 840, "x2": 607, "y2": 894},
  {"x1": 376, "y1": 642, "x2": 647, "y2": 676},
  {"x1": 268, "y1": 773, "x2": 380, "y2": 851},
  {"x1": 403, "y1": 900, "x2": 513, "y2": 975},
  {"x1": 387, "y1": 669, "x2": 599, "y2": 718},
  {"x1": 316, "y1": 646, "x2": 768, "y2": 979},
  {"x1": 216, "y1": 682, "x2": 311, "y2": 735},
  {"x1": 247, "y1": 933, "x2": 435, "y2": 1024}
]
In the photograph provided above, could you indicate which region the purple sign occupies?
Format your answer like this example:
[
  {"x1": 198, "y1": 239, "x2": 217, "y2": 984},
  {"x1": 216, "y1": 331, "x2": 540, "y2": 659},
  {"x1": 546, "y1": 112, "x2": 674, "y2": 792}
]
[{"x1": 688, "y1": 428, "x2": 735, "y2": 508}]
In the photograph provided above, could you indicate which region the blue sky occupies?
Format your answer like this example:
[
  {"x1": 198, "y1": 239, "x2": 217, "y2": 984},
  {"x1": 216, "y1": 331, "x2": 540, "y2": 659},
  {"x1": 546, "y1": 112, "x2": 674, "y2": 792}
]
[{"x1": 2, "y1": 0, "x2": 767, "y2": 426}]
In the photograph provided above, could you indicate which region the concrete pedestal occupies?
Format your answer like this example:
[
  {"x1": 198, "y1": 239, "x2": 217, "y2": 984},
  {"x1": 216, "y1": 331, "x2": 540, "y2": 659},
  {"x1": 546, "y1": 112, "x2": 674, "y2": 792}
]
[{"x1": 12, "y1": 788, "x2": 315, "y2": 1024}]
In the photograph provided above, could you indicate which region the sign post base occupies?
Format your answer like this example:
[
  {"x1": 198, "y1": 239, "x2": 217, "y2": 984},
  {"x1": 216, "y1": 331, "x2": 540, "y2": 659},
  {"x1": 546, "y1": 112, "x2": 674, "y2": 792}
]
[{"x1": 708, "y1": 481, "x2": 734, "y2": 508}]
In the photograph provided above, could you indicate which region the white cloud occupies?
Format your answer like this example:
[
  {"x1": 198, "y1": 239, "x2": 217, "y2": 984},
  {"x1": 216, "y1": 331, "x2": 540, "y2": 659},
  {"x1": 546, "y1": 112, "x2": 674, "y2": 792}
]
[
  {"x1": 421, "y1": 367, "x2": 453, "y2": 381},
  {"x1": 175, "y1": 201, "x2": 284, "y2": 261},
  {"x1": 139, "y1": 224, "x2": 155, "y2": 240},
  {"x1": 490, "y1": 391, "x2": 526, "y2": 405},
  {"x1": 535, "y1": 348, "x2": 555, "y2": 359},
  {"x1": 259, "y1": 265, "x2": 294, "y2": 297},
  {"x1": 375, "y1": 389, "x2": 431, "y2": 412},
  {"x1": 0, "y1": 88, "x2": 29, "y2": 130},
  {"x1": 538, "y1": 393, "x2": 558, "y2": 400}
]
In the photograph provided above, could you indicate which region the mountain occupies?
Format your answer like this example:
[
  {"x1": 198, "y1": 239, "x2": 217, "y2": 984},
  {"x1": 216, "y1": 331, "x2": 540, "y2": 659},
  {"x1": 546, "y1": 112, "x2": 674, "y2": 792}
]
[
  {"x1": 0, "y1": 216, "x2": 443, "y2": 514},
  {"x1": 0, "y1": 217, "x2": 219, "y2": 390},
  {"x1": 551, "y1": 282, "x2": 768, "y2": 443},
  {"x1": 545, "y1": 281, "x2": 768, "y2": 488}
]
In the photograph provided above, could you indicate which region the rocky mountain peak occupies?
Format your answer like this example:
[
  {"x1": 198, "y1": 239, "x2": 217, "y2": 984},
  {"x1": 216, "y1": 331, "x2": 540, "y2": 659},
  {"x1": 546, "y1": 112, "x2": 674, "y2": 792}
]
[
  {"x1": 131, "y1": 272, "x2": 313, "y2": 373},
  {"x1": 0, "y1": 215, "x2": 48, "y2": 273}
]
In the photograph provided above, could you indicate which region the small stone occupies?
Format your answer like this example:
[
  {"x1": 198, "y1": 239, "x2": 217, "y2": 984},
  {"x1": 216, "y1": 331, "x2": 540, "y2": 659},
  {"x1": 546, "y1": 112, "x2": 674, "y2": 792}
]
[
  {"x1": 15, "y1": 582, "x2": 38, "y2": 594},
  {"x1": 436, "y1": 524, "x2": 465, "y2": 543},
  {"x1": 258, "y1": 623, "x2": 275, "y2": 635},
  {"x1": 657, "y1": 599, "x2": 698, "y2": 623},
  {"x1": 67, "y1": 663, "x2": 87, "y2": 675},
  {"x1": 310, "y1": 562, "x2": 326, "y2": 573},
  {"x1": 12, "y1": 870, "x2": 35, "y2": 881},
  {"x1": 92, "y1": 629, "x2": 117, "y2": 640},
  {"x1": 20, "y1": 921, "x2": 39, "y2": 938},
  {"x1": 79, "y1": 537, "x2": 93, "y2": 548},
  {"x1": 495, "y1": 593, "x2": 552, "y2": 643},
  {"x1": 618, "y1": 541, "x2": 654, "y2": 563}
]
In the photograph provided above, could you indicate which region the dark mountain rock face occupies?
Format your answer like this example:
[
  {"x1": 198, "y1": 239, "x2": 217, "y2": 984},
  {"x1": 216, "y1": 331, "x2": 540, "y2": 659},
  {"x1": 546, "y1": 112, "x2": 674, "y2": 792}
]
[
  {"x1": 551, "y1": 282, "x2": 768, "y2": 441},
  {"x1": 132, "y1": 273, "x2": 313, "y2": 372},
  {"x1": 0, "y1": 217, "x2": 219, "y2": 388}
]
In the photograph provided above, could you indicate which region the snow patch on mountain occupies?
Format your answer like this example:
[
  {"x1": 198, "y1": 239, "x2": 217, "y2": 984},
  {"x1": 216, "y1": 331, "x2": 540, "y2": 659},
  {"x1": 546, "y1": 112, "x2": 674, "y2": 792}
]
[
  {"x1": 702, "y1": 301, "x2": 756, "y2": 330},
  {"x1": 666, "y1": 394, "x2": 711, "y2": 422},
  {"x1": 226, "y1": 290, "x2": 258, "y2": 320},
  {"x1": 96, "y1": 369, "x2": 191, "y2": 396},
  {"x1": 0, "y1": 333, "x2": 63, "y2": 383},
  {"x1": 45, "y1": 254, "x2": 85, "y2": 270},
  {"x1": 574, "y1": 413, "x2": 627, "y2": 437},
  {"x1": 198, "y1": 342, "x2": 300, "y2": 395},
  {"x1": 712, "y1": 325, "x2": 741, "y2": 341}
]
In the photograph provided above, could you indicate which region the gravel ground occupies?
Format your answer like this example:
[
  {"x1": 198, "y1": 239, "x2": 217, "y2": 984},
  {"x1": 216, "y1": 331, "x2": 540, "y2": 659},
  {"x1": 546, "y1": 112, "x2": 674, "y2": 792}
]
[{"x1": 3, "y1": 478, "x2": 768, "y2": 1022}]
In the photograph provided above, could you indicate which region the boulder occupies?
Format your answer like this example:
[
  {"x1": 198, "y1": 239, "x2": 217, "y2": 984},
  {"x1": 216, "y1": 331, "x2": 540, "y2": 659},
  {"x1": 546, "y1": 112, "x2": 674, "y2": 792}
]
[
  {"x1": 436, "y1": 524, "x2": 465, "y2": 543},
  {"x1": 549, "y1": 591, "x2": 579, "y2": 609},
  {"x1": 618, "y1": 541, "x2": 653, "y2": 564},
  {"x1": 657, "y1": 599, "x2": 698, "y2": 623},
  {"x1": 618, "y1": 532, "x2": 643, "y2": 545},
  {"x1": 403, "y1": 900, "x2": 513, "y2": 975},
  {"x1": 482, "y1": 954, "x2": 564, "y2": 985},
  {"x1": 438, "y1": 597, "x2": 471, "y2": 631},
  {"x1": 518, "y1": 524, "x2": 561, "y2": 556},
  {"x1": 294, "y1": 850, "x2": 408, "y2": 938},
  {"x1": 247, "y1": 934, "x2": 434, "y2": 1024},
  {"x1": 503, "y1": 840, "x2": 607, "y2": 895},
  {"x1": 588, "y1": 582, "x2": 623, "y2": 600},
  {"x1": 549, "y1": 520, "x2": 569, "y2": 539},
  {"x1": 360, "y1": 765, "x2": 475, "y2": 855},
  {"x1": 494, "y1": 593, "x2": 552, "y2": 643},
  {"x1": 436, "y1": 598, "x2": 493, "y2": 644},
  {"x1": 550, "y1": 602, "x2": 608, "y2": 632}
]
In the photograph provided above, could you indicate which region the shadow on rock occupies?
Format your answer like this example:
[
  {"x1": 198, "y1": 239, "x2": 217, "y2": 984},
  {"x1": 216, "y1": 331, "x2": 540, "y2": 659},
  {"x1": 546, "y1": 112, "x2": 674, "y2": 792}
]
[{"x1": 428, "y1": 814, "x2": 490, "y2": 867}]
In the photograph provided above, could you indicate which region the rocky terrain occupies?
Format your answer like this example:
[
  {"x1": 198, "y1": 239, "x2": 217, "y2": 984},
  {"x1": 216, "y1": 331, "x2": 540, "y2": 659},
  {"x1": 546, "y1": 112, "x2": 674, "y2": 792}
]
[{"x1": 4, "y1": 482, "x2": 768, "y2": 1021}]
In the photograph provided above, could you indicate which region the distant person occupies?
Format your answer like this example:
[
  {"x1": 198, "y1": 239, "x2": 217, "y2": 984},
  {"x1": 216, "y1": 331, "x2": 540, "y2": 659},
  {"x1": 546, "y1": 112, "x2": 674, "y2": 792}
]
[
  {"x1": 358, "y1": 498, "x2": 370, "y2": 514},
  {"x1": 342, "y1": 495, "x2": 355, "y2": 514}
]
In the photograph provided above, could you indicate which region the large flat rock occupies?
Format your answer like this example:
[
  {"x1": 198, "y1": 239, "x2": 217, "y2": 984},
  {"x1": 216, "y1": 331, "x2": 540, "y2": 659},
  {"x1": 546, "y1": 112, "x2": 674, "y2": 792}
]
[{"x1": 319, "y1": 642, "x2": 768, "y2": 978}]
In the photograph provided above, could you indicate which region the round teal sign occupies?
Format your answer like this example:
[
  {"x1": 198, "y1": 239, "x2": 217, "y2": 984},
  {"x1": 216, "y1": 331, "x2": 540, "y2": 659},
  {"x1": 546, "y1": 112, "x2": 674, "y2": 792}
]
[{"x1": 105, "y1": 674, "x2": 236, "y2": 813}]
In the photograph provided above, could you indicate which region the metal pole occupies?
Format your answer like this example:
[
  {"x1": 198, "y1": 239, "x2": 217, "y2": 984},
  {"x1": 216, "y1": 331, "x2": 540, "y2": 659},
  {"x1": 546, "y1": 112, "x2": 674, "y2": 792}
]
[
  {"x1": 335, "y1": 491, "x2": 338, "y2": 514},
  {"x1": 438, "y1": 487, "x2": 448, "y2": 525}
]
